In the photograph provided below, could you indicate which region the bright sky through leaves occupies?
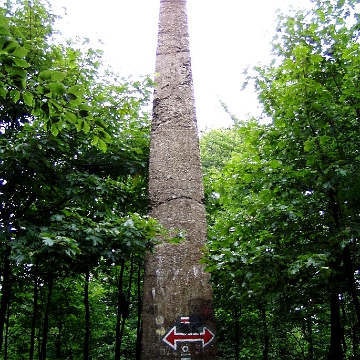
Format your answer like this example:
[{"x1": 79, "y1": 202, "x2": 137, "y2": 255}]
[{"x1": 55, "y1": 0, "x2": 310, "y2": 130}]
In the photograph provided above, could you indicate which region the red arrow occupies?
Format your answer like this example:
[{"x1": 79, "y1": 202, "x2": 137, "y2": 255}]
[{"x1": 162, "y1": 326, "x2": 215, "y2": 350}]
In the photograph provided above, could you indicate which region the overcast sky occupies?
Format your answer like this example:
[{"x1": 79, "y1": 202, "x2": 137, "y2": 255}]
[{"x1": 55, "y1": 0, "x2": 312, "y2": 131}]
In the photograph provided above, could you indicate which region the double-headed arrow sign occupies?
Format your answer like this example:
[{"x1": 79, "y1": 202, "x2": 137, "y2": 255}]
[{"x1": 162, "y1": 326, "x2": 215, "y2": 351}]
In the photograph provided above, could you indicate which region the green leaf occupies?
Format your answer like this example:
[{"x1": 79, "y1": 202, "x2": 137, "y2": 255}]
[
  {"x1": 48, "y1": 82, "x2": 66, "y2": 96},
  {"x1": 87, "y1": 234, "x2": 103, "y2": 246},
  {"x1": 11, "y1": 46, "x2": 28, "y2": 58},
  {"x1": 0, "y1": 26, "x2": 10, "y2": 36},
  {"x1": 76, "y1": 119, "x2": 84, "y2": 132},
  {"x1": 51, "y1": 123, "x2": 59, "y2": 136},
  {"x1": 23, "y1": 91, "x2": 33, "y2": 106},
  {"x1": 65, "y1": 112, "x2": 77, "y2": 123},
  {"x1": 48, "y1": 99, "x2": 62, "y2": 111},
  {"x1": 64, "y1": 93, "x2": 77, "y2": 101},
  {"x1": 39, "y1": 70, "x2": 52, "y2": 81},
  {"x1": 83, "y1": 120, "x2": 90, "y2": 133},
  {"x1": 11, "y1": 67, "x2": 27, "y2": 79},
  {"x1": 13, "y1": 77, "x2": 26, "y2": 90},
  {"x1": 10, "y1": 89, "x2": 20, "y2": 103},
  {"x1": 36, "y1": 85, "x2": 48, "y2": 95},
  {"x1": 98, "y1": 138, "x2": 107, "y2": 152},
  {"x1": 316, "y1": 9, "x2": 326, "y2": 22},
  {"x1": 98, "y1": 130, "x2": 112, "y2": 142},
  {"x1": 2, "y1": 40, "x2": 18, "y2": 53},
  {"x1": 311, "y1": 54, "x2": 323, "y2": 63},
  {"x1": 68, "y1": 85, "x2": 83, "y2": 96},
  {"x1": 91, "y1": 134, "x2": 99, "y2": 145},
  {"x1": 50, "y1": 71, "x2": 66, "y2": 82},
  {"x1": 0, "y1": 36, "x2": 9, "y2": 50},
  {"x1": 12, "y1": 57, "x2": 30, "y2": 68},
  {"x1": 0, "y1": 87, "x2": 7, "y2": 98}
]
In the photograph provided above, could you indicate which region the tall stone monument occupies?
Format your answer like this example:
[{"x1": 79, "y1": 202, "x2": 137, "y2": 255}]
[{"x1": 141, "y1": 0, "x2": 217, "y2": 359}]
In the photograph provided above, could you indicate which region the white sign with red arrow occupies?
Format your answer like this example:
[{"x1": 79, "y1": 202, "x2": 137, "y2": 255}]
[{"x1": 162, "y1": 325, "x2": 215, "y2": 351}]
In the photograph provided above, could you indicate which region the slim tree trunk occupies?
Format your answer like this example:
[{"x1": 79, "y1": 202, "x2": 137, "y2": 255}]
[
  {"x1": 233, "y1": 305, "x2": 240, "y2": 360},
  {"x1": 352, "y1": 323, "x2": 358, "y2": 358},
  {"x1": 136, "y1": 264, "x2": 142, "y2": 360},
  {"x1": 56, "y1": 320, "x2": 62, "y2": 359},
  {"x1": 342, "y1": 244, "x2": 360, "y2": 324},
  {"x1": 346, "y1": 295, "x2": 359, "y2": 358},
  {"x1": 0, "y1": 245, "x2": 12, "y2": 353},
  {"x1": 83, "y1": 270, "x2": 90, "y2": 360},
  {"x1": 38, "y1": 309, "x2": 42, "y2": 358},
  {"x1": 327, "y1": 293, "x2": 343, "y2": 360},
  {"x1": 340, "y1": 295, "x2": 347, "y2": 355},
  {"x1": 115, "y1": 261, "x2": 125, "y2": 360},
  {"x1": 3, "y1": 302, "x2": 10, "y2": 360},
  {"x1": 261, "y1": 308, "x2": 269, "y2": 360},
  {"x1": 29, "y1": 265, "x2": 38, "y2": 360},
  {"x1": 327, "y1": 193, "x2": 344, "y2": 360},
  {"x1": 40, "y1": 275, "x2": 53, "y2": 360},
  {"x1": 306, "y1": 317, "x2": 313, "y2": 360},
  {"x1": 119, "y1": 256, "x2": 134, "y2": 357}
]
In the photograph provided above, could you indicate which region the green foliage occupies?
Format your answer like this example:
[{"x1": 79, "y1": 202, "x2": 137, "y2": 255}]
[
  {"x1": 202, "y1": 0, "x2": 360, "y2": 359},
  {"x1": 0, "y1": 0, "x2": 160, "y2": 358}
]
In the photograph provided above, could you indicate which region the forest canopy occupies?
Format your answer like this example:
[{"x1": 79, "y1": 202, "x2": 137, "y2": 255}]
[
  {"x1": 1, "y1": 0, "x2": 360, "y2": 359},
  {"x1": 0, "y1": 0, "x2": 163, "y2": 359},
  {"x1": 202, "y1": 0, "x2": 360, "y2": 359}
]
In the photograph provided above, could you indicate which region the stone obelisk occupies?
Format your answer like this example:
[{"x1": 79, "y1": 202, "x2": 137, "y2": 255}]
[{"x1": 141, "y1": 0, "x2": 217, "y2": 359}]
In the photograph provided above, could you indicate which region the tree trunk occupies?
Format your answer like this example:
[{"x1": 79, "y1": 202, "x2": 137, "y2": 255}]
[
  {"x1": 327, "y1": 192, "x2": 344, "y2": 360},
  {"x1": 3, "y1": 301, "x2": 10, "y2": 360},
  {"x1": 233, "y1": 305, "x2": 240, "y2": 360},
  {"x1": 0, "y1": 245, "x2": 12, "y2": 353},
  {"x1": 115, "y1": 261, "x2": 125, "y2": 360},
  {"x1": 342, "y1": 244, "x2": 360, "y2": 324},
  {"x1": 40, "y1": 275, "x2": 53, "y2": 360},
  {"x1": 340, "y1": 294, "x2": 347, "y2": 355},
  {"x1": 327, "y1": 293, "x2": 343, "y2": 360},
  {"x1": 261, "y1": 308, "x2": 269, "y2": 360},
  {"x1": 29, "y1": 266, "x2": 38, "y2": 360},
  {"x1": 119, "y1": 256, "x2": 134, "y2": 357},
  {"x1": 306, "y1": 317, "x2": 313, "y2": 360},
  {"x1": 83, "y1": 270, "x2": 90, "y2": 360},
  {"x1": 56, "y1": 320, "x2": 62, "y2": 359},
  {"x1": 136, "y1": 264, "x2": 142, "y2": 360},
  {"x1": 352, "y1": 323, "x2": 358, "y2": 358}
]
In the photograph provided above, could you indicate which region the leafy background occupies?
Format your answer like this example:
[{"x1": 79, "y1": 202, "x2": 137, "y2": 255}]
[{"x1": 1, "y1": 0, "x2": 360, "y2": 359}]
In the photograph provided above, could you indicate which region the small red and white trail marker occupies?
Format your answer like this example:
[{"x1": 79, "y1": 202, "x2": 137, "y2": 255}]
[{"x1": 180, "y1": 317, "x2": 190, "y2": 324}]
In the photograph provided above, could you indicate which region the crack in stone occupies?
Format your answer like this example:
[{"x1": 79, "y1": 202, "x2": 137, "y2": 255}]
[
  {"x1": 157, "y1": 79, "x2": 192, "y2": 92},
  {"x1": 156, "y1": 50, "x2": 189, "y2": 56},
  {"x1": 148, "y1": 195, "x2": 205, "y2": 211}
]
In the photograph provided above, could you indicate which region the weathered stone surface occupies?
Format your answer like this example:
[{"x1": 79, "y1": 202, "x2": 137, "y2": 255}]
[
  {"x1": 148, "y1": 129, "x2": 204, "y2": 206},
  {"x1": 141, "y1": 0, "x2": 217, "y2": 359},
  {"x1": 157, "y1": 1, "x2": 190, "y2": 55}
]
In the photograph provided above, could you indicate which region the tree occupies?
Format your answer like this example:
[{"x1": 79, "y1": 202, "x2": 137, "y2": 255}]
[
  {"x1": 0, "y1": 1, "x2": 162, "y2": 358},
  {"x1": 203, "y1": 0, "x2": 360, "y2": 358}
]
